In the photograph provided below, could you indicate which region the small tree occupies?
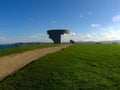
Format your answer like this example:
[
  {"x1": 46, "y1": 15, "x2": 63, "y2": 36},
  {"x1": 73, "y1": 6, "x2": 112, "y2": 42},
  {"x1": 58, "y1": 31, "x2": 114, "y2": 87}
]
[
  {"x1": 96, "y1": 42, "x2": 102, "y2": 44},
  {"x1": 70, "y1": 40, "x2": 75, "y2": 44}
]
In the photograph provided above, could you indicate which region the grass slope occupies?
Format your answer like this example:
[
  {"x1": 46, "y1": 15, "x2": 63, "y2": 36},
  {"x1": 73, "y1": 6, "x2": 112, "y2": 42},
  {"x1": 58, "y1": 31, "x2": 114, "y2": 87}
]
[
  {"x1": 0, "y1": 44, "x2": 120, "y2": 90},
  {"x1": 0, "y1": 44, "x2": 59, "y2": 57}
]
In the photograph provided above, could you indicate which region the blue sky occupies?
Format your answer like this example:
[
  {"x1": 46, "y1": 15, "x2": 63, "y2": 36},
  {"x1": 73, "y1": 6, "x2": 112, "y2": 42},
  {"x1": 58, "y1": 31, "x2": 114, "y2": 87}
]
[{"x1": 0, "y1": 0, "x2": 120, "y2": 44}]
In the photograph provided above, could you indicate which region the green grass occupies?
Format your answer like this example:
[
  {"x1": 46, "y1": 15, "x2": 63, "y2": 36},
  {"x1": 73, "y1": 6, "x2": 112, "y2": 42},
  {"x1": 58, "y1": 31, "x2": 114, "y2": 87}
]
[
  {"x1": 0, "y1": 44, "x2": 120, "y2": 90},
  {"x1": 0, "y1": 44, "x2": 60, "y2": 57}
]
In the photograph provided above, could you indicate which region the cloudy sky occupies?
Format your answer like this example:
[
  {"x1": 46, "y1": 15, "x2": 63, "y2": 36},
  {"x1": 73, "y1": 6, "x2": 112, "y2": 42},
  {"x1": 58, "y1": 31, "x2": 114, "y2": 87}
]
[{"x1": 0, "y1": 0, "x2": 120, "y2": 44}]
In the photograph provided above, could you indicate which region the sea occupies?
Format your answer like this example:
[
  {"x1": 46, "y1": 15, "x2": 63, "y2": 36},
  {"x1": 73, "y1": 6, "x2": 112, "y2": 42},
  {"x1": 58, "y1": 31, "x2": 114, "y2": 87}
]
[{"x1": 0, "y1": 44, "x2": 17, "y2": 50}]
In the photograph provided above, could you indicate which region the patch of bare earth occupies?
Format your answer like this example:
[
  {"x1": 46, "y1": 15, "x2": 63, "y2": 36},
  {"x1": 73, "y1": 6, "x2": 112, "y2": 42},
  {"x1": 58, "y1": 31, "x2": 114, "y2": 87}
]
[{"x1": 0, "y1": 44, "x2": 70, "y2": 81}]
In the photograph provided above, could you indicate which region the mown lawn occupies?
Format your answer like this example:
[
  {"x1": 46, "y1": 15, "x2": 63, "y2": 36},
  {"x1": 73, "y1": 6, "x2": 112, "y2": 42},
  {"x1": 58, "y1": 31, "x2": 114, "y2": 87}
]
[
  {"x1": 0, "y1": 44, "x2": 60, "y2": 57},
  {"x1": 0, "y1": 44, "x2": 120, "y2": 90}
]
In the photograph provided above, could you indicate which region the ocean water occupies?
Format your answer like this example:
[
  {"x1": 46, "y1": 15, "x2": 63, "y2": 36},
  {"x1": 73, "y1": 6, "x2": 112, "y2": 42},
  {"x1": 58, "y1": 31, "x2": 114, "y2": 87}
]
[{"x1": 0, "y1": 45, "x2": 17, "y2": 50}]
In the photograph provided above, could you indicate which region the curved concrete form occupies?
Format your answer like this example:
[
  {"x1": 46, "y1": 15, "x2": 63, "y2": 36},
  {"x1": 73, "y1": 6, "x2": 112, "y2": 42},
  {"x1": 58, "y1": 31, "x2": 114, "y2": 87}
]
[{"x1": 47, "y1": 29, "x2": 70, "y2": 44}]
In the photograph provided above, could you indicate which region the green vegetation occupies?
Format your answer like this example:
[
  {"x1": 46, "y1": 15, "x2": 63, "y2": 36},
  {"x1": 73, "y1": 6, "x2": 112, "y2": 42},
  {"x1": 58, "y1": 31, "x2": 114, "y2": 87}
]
[
  {"x1": 0, "y1": 44, "x2": 120, "y2": 90},
  {"x1": 0, "y1": 44, "x2": 60, "y2": 57}
]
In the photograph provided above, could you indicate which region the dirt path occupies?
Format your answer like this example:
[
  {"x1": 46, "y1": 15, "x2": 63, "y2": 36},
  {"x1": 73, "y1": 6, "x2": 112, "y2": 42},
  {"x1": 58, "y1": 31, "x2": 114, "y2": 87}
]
[{"x1": 0, "y1": 44, "x2": 70, "y2": 81}]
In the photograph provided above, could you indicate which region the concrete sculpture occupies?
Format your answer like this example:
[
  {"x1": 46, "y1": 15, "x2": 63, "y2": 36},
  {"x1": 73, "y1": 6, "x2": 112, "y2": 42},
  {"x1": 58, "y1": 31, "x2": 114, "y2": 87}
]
[{"x1": 47, "y1": 29, "x2": 70, "y2": 44}]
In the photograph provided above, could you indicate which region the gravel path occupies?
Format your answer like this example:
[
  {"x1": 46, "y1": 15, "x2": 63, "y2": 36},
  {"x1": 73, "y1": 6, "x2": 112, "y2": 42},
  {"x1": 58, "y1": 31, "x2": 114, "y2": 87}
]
[{"x1": 0, "y1": 44, "x2": 70, "y2": 81}]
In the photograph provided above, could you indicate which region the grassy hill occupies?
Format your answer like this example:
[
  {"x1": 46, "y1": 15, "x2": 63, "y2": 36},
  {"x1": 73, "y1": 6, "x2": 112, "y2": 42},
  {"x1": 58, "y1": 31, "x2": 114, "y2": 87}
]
[{"x1": 0, "y1": 44, "x2": 120, "y2": 90}]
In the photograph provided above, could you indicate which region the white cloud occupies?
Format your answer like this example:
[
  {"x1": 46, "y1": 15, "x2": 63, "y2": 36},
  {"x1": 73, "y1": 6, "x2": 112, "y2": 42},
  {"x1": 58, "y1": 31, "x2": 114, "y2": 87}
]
[
  {"x1": 0, "y1": 37, "x2": 9, "y2": 44},
  {"x1": 83, "y1": 34, "x2": 93, "y2": 40},
  {"x1": 63, "y1": 32, "x2": 76, "y2": 36},
  {"x1": 112, "y1": 15, "x2": 120, "y2": 22},
  {"x1": 80, "y1": 14, "x2": 83, "y2": 18},
  {"x1": 0, "y1": 33, "x2": 53, "y2": 44},
  {"x1": 20, "y1": 29, "x2": 120, "y2": 42},
  {"x1": 101, "y1": 30, "x2": 120, "y2": 40},
  {"x1": 51, "y1": 20, "x2": 56, "y2": 24},
  {"x1": 31, "y1": 34, "x2": 43, "y2": 39},
  {"x1": 88, "y1": 12, "x2": 92, "y2": 15},
  {"x1": 91, "y1": 24, "x2": 101, "y2": 28},
  {"x1": 79, "y1": 12, "x2": 92, "y2": 19},
  {"x1": 1, "y1": 26, "x2": 120, "y2": 44},
  {"x1": 62, "y1": 32, "x2": 81, "y2": 42},
  {"x1": 101, "y1": 27, "x2": 114, "y2": 32},
  {"x1": 103, "y1": 30, "x2": 115, "y2": 36},
  {"x1": 0, "y1": 37, "x2": 19, "y2": 44},
  {"x1": 62, "y1": 26, "x2": 120, "y2": 42},
  {"x1": 71, "y1": 32, "x2": 76, "y2": 36},
  {"x1": 91, "y1": 33, "x2": 96, "y2": 36},
  {"x1": 29, "y1": 33, "x2": 52, "y2": 42}
]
